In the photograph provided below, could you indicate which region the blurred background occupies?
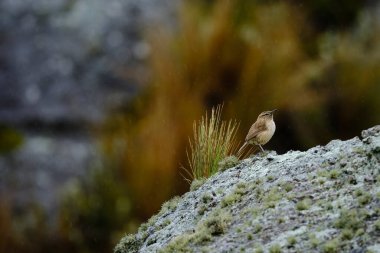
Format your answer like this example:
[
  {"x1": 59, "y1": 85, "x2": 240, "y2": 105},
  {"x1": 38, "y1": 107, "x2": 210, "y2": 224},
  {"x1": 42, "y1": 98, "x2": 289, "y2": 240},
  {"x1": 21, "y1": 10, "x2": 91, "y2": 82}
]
[{"x1": 0, "y1": 0, "x2": 379, "y2": 252}]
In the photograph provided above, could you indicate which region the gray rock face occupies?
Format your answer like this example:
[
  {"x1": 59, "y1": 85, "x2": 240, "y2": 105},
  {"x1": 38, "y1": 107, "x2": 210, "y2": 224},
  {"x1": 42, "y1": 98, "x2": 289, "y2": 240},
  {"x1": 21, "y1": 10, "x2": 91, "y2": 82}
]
[
  {"x1": 0, "y1": 0, "x2": 178, "y2": 124},
  {"x1": 115, "y1": 125, "x2": 380, "y2": 253},
  {"x1": 0, "y1": 0, "x2": 179, "y2": 217}
]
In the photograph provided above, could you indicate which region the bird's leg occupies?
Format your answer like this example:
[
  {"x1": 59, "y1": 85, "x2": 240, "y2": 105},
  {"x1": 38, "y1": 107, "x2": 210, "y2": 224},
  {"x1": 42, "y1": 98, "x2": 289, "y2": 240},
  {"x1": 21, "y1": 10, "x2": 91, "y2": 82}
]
[{"x1": 258, "y1": 145, "x2": 265, "y2": 152}]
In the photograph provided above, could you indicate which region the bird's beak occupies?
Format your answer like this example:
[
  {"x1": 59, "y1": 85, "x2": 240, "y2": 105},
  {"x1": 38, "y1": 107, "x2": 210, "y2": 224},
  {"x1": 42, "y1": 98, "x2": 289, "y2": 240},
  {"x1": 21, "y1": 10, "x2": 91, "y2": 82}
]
[{"x1": 270, "y1": 109, "x2": 277, "y2": 114}]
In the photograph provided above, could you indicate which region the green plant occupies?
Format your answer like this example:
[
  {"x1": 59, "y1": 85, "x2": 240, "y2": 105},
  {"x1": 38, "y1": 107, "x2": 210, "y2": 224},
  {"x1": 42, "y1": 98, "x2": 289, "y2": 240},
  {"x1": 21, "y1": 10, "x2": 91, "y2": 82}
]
[
  {"x1": 255, "y1": 246, "x2": 264, "y2": 253},
  {"x1": 221, "y1": 193, "x2": 241, "y2": 207},
  {"x1": 218, "y1": 156, "x2": 240, "y2": 172},
  {"x1": 328, "y1": 169, "x2": 340, "y2": 179},
  {"x1": 253, "y1": 224, "x2": 262, "y2": 234},
  {"x1": 201, "y1": 209, "x2": 232, "y2": 235},
  {"x1": 357, "y1": 192, "x2": 372, "y2": 206},
  {"x1": 340, "y1": 229, "x2": 353, "y2": 240},
  {"x1": 287, "y1": 236, "x2": 296, "y2": 246},
  {"x1": 283, "y1": 182, "x2": 294, "y2": 192},
  {"x1": 296, "y1": 198, "x2": 311, "y2": 211},
  {"x1": 269, "y1": 244, "x2": 282, "y2": 253},
  {"x1": 322, "y1": 239, "x2": 339, "y2": 253},
  {"x1": 185, "y1": 105, "x2": 240, "y2": 180},
  {"x1": 310, "y1": 237, "x2": 319, "y2": 248},
  {"x1": 190, "y1": 178, "x2": 207, "y2": 191},
  {"x1": 114, "y1": 234, "x2": 141, "y2": 253}
]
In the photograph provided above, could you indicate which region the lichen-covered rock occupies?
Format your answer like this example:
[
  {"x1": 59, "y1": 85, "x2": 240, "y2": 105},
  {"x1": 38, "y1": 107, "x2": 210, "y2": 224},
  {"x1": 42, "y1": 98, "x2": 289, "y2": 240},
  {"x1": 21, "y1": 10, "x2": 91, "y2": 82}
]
[{"x1": 115, "y1": 125, "x2": 380, "y2": 253}]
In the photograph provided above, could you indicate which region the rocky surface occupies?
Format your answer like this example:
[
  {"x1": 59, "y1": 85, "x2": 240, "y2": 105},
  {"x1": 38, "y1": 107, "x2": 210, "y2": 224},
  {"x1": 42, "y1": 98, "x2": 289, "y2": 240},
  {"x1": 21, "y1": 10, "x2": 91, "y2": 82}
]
[
  {"x1": 115, "y1": 125, "x2": 380, "y2": 253},
  {"x1": 0, "y1": 0, "x2": 178, "y2": 216},
  {"x1": 0, "y1": 0, "x2": 178, "y2": 124}
]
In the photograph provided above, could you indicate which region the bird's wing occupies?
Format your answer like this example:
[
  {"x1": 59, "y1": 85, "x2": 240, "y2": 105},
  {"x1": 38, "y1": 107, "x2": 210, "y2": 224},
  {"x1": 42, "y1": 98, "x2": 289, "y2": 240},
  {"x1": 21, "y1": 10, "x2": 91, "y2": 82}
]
[{"x1": 245, "y1": 121, "x2": 267, "y2": 142}]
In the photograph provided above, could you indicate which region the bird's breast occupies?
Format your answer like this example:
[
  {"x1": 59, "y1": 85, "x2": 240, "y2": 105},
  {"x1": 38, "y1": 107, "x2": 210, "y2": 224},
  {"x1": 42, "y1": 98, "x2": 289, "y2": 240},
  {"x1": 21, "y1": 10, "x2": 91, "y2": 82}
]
[{"x1": 255, "y1": 120, "x2": 276, "y2": 145}]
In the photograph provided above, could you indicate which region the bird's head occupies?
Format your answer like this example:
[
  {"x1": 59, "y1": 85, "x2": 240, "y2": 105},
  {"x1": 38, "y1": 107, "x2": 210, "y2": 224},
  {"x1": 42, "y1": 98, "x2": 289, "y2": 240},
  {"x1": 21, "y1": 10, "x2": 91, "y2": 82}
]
[{"x1": 258, "y1": 109, "x2": 277, "y2": 120}]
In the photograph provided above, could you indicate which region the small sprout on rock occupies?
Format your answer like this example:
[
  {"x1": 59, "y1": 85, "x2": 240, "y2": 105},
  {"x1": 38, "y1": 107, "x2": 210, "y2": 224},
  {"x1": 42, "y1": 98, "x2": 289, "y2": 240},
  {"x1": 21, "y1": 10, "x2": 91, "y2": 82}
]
[
  {"x1": 253, "y1": 224, "x2": 262, "y2": 234},
  {"x1": 202, "y1": 209, "x2": 232, "y2": 235},
  {"x1": 193, "y1": 228, "x2": 212, "y2": 245},
  {"x1": 146, "y1": 237, "x2": 157, "y2": 246},
  {"x1": 309, "y1": 233, "x2": 318, "y2": 246},
  {"x1": 322, "y1": 239, "x2": 339, "y2": 253},
  {"x1": 202, "y1": 193, "x2": 213, "y2": 204},
  {"x1": 114, "y1": 234, "x2": 141, "y2": 253},
  {"x1": 357, "y1": 192, "x2": 372, "y2": 206},
  {"x1": 355, "y1": 228, "x2": 365, "y2": 236},
  {"x1": 267, "y1": 175, "x2": 275, "y2": 181},
  {"x1": 161, "y1": 219, "x2": 171, "y2": 228},
  {"x1": 221, "y1": 193, "x2": 241, "y2": 207},
  {"x1": 287, "y1": 236, "x2": 296, "y2": 246},
  {"x1": 250, "y1": 208, "x2": 260, "y2": 218},
  {"x1": 218, "y1": 156, "x2": 239, "y2": 172},
  {"x1": 265, "y1": 201, "x2": 276, "y2": 209},
  {"x1": 286, "y1": 193, "x2": 296, "y2": 201},
  {"x1": 328, "y1": 169, "x2": 340, "y2": 179},
  {"x1": 254, "y1": 246, "x2": 264, "y2": 253},
  {"x1": 296, "y1": 198, "x2": 311, "y2": 211},
  {"x1": 265, "y1": 188, "x2": 282, "y2": 202},
  {"x1": 326, "y1": 203, "x2": 333, "y2": 210},
  {"x1": 190, "y1": 178, "x2": 207, "y2": 191},
  {"x1": 234, "y1": 186, "x2": 247, "y2": 196},
  {"x1": 310, "y1": 237, "x2": 319, "y2": 248},
  {"x1": 348, "y1": 176, "x2": 357, "y2": 185},
  {"x1": 283, "y1": 182, "x2": 294, "y2": 192},
  {"x1": 376, "y1": 175, "x2": 380, "y2": 184},
  {"x1": 354, "y1": 189, "x2": 363, "y2": 197},
  {"x1": 334, "y1": 209, "x2": 363, "y2": 232},
  {"x1": 161, "y1": 196, "x2": 181, "y2": 212},
  {"x1": 158, "y1": 232, "x2": 193, "y2": 252},
  {"x1": 247, "y1": 233, "x2": 253, "y2": 240},
  {"x1": 237, "y1": 182, "x2": 247, "y2": 189},
  {"x1": 198, "y1": 204, "x2": 207, "y2": 215},
  {"x1": 317, "y1": 170, "x2": 329, "y2": 177},
  {"x1": 340, "y1": 229, "x2": 354, "y2": 240},
  {"x1": 255, "y1": 187, "x2": 263, "y2": 199},
  {"x1": 269, "y1": 243, "x2": 282, "y2": 253},
  {"x1": 278, "y1": 217, "x2": 285, "y2": 224}
]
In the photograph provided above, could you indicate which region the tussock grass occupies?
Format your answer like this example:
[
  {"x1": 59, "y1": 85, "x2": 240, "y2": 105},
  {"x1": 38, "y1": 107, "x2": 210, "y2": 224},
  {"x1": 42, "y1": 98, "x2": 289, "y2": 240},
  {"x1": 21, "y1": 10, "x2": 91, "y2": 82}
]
[{"x1": 184, "y1": 105, "x2": 239, "y2": 181}]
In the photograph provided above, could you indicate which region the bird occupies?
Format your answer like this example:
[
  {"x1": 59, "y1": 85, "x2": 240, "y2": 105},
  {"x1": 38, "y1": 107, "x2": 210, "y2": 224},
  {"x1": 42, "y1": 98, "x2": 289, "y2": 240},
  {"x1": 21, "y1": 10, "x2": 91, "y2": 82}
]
[{"x1": 238, "y1": 109, "x2": 277, "y2": 154}]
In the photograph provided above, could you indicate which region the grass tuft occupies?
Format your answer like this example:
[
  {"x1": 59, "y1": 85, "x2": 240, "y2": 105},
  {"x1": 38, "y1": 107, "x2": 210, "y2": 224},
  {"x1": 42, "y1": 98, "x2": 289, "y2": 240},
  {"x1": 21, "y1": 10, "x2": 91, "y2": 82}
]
[{"x1": 185, "y1": 105, "x2": 240, "y2": 181}]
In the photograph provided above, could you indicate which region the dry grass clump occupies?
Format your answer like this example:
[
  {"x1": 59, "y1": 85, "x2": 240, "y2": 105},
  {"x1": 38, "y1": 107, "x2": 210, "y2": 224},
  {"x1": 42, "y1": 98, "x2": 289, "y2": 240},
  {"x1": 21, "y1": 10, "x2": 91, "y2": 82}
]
[{"x1": 184, "y1": 105, "x2": 240, "y2": 180}]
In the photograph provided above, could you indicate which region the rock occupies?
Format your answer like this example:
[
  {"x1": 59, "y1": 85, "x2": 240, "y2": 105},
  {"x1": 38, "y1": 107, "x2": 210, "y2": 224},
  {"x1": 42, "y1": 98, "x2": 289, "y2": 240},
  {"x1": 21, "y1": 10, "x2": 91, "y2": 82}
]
[
  {"x1": 115, "y1": 125, "x2": 380, "y2": 253},
  {"x1": 0, "y1": 0, "x2": 178, "y2": 125},
  {"x1": 0, "y1": 0, "x2": 179, "y2": 218}
]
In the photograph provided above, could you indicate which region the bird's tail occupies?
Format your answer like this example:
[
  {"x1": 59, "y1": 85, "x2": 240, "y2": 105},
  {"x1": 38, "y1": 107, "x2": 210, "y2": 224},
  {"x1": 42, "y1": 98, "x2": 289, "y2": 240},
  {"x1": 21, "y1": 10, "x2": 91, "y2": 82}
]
[
  {"x1": 237, "y1": 142, "x2": 259, "y2": 159},
  {"x1": 237, "y1": 142, "x2": 248, "y2": 157}
]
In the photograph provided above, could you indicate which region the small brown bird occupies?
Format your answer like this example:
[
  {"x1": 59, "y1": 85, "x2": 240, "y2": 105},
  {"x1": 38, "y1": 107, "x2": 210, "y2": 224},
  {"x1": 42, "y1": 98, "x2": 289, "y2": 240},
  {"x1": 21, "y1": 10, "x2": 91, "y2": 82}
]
[{"x1": 238, "y1": 109, "x2": 277, "y2": 154}]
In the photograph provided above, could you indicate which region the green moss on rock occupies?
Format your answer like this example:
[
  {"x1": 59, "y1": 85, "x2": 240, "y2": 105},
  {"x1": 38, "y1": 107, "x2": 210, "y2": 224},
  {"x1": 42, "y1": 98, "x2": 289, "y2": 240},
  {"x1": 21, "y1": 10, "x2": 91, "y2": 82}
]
[{"x1": 114, "y1": 234, "x2": 142, "y2": 253}]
